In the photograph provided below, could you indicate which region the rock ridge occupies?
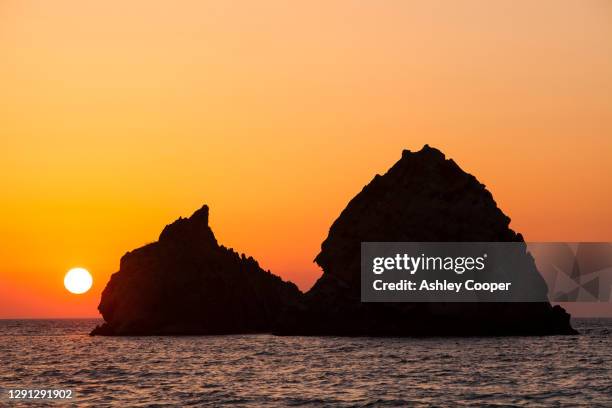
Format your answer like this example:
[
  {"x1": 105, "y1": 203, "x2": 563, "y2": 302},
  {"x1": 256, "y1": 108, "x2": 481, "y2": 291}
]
[
  {"x1": 93, "y1": 145, "x2": 576, "y2": 336},
  {"x1": 91, "y1": 205, "x2": 301, "y2": 335}
]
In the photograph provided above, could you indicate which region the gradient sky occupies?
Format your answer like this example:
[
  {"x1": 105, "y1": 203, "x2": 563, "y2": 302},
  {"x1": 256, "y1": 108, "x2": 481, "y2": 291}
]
[{"x1": 1, "y1": 1, "x2": 611, "y2": 318}]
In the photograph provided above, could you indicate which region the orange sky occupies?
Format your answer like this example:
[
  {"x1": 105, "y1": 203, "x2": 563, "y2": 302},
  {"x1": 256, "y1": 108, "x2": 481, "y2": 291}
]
[{"x1": 1, "y1": 1, "x2": 611, "y2": 318}]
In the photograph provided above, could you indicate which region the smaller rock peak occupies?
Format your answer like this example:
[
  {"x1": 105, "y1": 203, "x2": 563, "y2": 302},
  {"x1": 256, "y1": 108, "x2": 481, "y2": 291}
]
[
  {"x1": 158, "y1": 204, "x2": 216, "y2": 246},
  {"x1": 189, "y1": 204, "x2": 210, "y2": 225}
]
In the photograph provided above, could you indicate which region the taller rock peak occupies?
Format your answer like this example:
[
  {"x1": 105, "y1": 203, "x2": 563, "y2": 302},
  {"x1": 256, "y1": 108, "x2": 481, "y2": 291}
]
[
  {"x1": 401, "y1": 144, "x2": 445, "y2": 160},
  {"x1": 280, "y1": 146, "x2": 576, "y2": 336}
]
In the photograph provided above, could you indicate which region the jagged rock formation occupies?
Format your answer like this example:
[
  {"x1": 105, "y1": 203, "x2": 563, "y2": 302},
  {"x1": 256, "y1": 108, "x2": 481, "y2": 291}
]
[
  {"x1": 93, "y1": 145, "x2": 576, "y2": 336},
  {"x1": 276, "y1": 145, "x2": 576, "y2": 336},
  {"x1": 91, "y1": 205, "x2": 300, "y2": 335}
]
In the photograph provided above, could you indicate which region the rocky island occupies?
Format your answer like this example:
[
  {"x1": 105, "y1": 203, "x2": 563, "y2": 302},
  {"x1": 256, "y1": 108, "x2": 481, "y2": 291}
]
[
  {"x1": 91, "y1": 205, "x2": 300, "y2": 335},
  {"x1": 92, "y1": 145, "x2": 576, "y2": 336},
  {"x1": 276, "y1": 145, "x2": 576, "y2": 336}
]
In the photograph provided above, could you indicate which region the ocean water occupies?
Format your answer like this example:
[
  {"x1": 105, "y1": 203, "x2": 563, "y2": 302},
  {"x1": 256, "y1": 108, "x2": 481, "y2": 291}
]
[{"x1": 0, "y1": 319, "x2": 610, "y2": 407}]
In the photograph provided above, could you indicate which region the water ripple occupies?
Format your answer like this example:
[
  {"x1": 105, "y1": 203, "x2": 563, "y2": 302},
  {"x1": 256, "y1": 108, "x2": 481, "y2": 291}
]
[{"x1": 0, "y1": 318, "x2": 610, "y2": 407}]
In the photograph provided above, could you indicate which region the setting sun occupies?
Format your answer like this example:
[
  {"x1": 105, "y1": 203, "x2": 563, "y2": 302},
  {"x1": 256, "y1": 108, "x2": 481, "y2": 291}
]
[{"x1": 64, "y1": 268, "x2": 93, "y2": 295}]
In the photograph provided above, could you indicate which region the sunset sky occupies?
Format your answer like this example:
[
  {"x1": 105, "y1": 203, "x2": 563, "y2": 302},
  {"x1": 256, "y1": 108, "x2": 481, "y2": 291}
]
[{"x1": 1, "y1": 0, "x2": 610, "y2": 318}]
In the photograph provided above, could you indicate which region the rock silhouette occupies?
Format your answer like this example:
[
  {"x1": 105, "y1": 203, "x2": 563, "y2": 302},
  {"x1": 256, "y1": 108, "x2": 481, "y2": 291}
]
[
  {"x1": 91, "y1": 205, "x2": 300, "y2": 335},
  {"x1": 93, "y1": 145, "x2": 576, "y2": 336},
  {"x1": 276, "y1": 145, "x2": 576, "y2": 335}
]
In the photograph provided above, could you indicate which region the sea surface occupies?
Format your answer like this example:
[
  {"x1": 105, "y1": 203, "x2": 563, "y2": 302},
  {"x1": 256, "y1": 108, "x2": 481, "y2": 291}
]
[{"x1": 0, "y1": 318, "x2": 610, "y2": 407}]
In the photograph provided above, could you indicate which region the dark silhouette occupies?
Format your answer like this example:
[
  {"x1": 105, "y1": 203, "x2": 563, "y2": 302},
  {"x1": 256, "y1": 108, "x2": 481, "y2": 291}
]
[
  {"x1": 91, "y1": 205, "x2": 301, "y2": 335},
  {"x1": 92, "y1": 145, "x2": 576, "y2": 336},
  {"x1": 276, "y1": 145, "x2": 576, "y2": 335}
]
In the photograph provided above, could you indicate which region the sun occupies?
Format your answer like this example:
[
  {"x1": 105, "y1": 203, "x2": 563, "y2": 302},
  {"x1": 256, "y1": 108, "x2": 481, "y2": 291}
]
[{"x1": 64, "y1": 267, "x2": 93, "y2": 294}]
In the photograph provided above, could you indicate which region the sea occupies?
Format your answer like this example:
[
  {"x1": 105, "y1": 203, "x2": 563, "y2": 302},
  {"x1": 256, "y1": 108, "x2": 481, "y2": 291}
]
[{"x1": 0, "y1": 318, "x2": 610, "y2": 407}]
